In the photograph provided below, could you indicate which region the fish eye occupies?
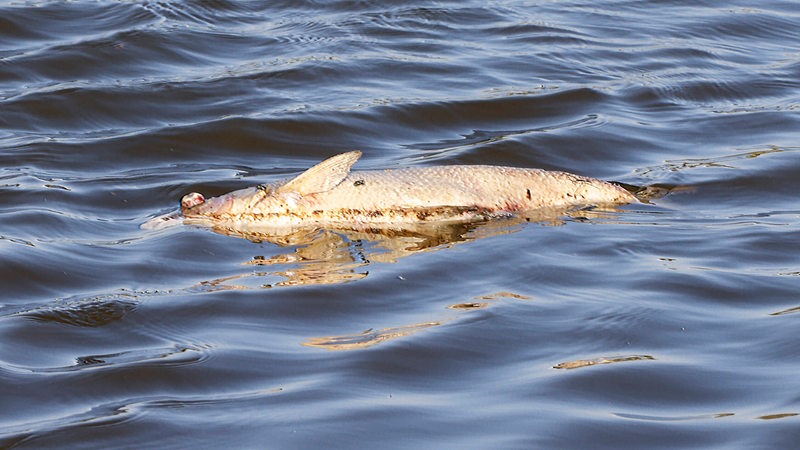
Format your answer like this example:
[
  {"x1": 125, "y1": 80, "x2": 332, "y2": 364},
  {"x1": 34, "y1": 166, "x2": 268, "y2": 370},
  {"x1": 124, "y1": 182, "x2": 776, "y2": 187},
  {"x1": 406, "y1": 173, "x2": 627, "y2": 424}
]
[{"x1": 181, "y1": 192, "x2": 205, "y2": 210}]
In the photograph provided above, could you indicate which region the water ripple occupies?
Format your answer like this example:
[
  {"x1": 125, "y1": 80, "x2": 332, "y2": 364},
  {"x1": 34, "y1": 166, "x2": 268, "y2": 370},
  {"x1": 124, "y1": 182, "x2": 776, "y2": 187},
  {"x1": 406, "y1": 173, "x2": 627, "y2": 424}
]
[
  {"x1": 2, "y1": 0, "x2": 800, "y2": 447},
  {"x1": 13, "y1": 292, "x2": 139, "y2": 328}
]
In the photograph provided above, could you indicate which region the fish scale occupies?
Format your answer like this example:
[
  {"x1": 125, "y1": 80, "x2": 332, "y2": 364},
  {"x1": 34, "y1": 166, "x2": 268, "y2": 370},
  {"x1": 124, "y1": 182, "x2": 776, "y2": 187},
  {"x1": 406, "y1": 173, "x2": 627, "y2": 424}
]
[{"x1": 304, "y1": 166, "x2": 595, "y2": 211}]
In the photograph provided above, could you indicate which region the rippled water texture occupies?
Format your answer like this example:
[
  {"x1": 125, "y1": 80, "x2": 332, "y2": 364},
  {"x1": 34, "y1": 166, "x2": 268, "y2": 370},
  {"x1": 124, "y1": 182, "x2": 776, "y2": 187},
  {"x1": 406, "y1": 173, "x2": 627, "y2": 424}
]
[{"x1": 2, "y1": 1, "x2": 800, "y2": 448}]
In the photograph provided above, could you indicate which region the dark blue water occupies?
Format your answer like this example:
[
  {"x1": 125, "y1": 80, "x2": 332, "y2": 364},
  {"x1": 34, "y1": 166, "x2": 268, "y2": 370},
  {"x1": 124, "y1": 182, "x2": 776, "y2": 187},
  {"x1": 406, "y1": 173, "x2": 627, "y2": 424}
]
[{"x1": 2, "y1": 1, "x2": 800, "y2": 448}]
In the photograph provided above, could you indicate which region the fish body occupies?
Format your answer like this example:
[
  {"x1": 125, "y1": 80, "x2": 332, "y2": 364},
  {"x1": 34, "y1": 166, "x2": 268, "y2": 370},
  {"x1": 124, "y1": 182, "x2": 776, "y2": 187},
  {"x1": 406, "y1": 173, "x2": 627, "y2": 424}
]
[{"x1": 145, "y1": 151, "x2": 637, "y2": 232}]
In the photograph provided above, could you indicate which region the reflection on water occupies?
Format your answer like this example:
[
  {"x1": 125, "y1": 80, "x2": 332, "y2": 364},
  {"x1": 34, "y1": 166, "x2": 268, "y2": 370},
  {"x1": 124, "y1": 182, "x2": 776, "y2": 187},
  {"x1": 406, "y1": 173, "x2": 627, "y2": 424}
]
[
  {"x1": 612, "y1": 411, "x2": 800, "y2": 422},
  {"x1": 474, "y1": 291, "x2": 532, "y2": 301},
  {"x1": 757, "y1": 413, "x2": 799, "y2": 420},
  {"x1": 304, "y1": 321, "x2": 442, "y2": 351},
  {"x1": 554, "y1": 355, "x2": 655, "y2": 370},
  {"x1": 613, "y1": 412, "x2": 735, "y2": 422},
  {"x1": 189, "y1": 207, "x2": 628, "y2": 288},
  {"x1": 304, "y1": 291, "x2": 531, "y2": 351}
]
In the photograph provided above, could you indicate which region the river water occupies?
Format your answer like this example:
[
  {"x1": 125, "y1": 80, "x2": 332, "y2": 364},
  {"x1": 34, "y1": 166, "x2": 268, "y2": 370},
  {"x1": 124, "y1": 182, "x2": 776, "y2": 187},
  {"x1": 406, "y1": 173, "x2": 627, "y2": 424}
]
[{"x1": 2, "y1": 1, "x2": 800, "y2": 448}]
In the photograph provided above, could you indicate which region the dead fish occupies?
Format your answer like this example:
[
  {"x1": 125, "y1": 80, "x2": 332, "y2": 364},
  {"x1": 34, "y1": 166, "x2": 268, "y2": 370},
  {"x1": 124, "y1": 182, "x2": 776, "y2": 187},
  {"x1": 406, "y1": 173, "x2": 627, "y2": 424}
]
[{"x1": 142, "y1": 151, "x2": 637, "y2": 232}]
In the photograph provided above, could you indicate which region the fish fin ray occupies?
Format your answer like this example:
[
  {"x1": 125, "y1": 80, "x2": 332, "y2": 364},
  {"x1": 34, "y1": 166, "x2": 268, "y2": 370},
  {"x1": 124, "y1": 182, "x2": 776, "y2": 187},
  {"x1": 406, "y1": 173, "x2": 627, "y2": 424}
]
[{"x1": 277, "y1": 151, "x2": 362, "y2": 195}]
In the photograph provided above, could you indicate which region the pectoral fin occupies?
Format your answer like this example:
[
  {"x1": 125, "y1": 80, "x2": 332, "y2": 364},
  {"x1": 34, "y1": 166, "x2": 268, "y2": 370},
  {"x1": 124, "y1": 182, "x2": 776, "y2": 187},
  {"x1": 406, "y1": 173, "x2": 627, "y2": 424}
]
[{"x1": 277, "y1": 151, "x2": 362, "y2": 195}]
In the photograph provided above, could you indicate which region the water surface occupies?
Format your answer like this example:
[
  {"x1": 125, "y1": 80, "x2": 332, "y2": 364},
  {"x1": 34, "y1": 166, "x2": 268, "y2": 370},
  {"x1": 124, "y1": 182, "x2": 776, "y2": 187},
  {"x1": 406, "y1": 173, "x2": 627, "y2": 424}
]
[{"x1": 2, "y1": 1, "x2": 800, "y2": 448}]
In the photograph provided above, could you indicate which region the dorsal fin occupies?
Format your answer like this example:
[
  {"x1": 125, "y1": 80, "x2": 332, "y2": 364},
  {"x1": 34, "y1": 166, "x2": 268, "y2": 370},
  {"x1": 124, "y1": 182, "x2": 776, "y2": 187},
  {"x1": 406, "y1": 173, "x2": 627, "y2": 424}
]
[{"x1": 277, "y1": 151, "x2": 362, "y2": 195}]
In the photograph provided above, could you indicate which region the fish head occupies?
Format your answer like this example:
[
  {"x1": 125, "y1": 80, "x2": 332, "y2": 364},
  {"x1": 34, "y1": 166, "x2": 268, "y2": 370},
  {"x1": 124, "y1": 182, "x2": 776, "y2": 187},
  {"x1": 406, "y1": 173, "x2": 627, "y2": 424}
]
[
  {"x1": 156, "y1": 151, "x2": 363, "y2": 228},
  {"x1": 180, "y1": 191, "x2": 235, "y2": 219},
  {"x1": 179, "y1": 185, "x2": 301, "y2": 222},
  {"x1": 140, "y1": 191, "x2": 225, "y2": 230}
]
